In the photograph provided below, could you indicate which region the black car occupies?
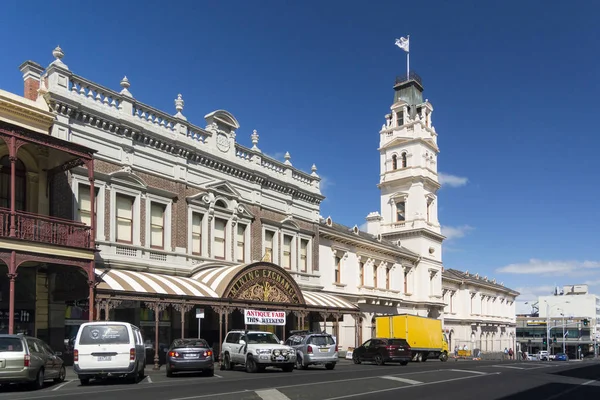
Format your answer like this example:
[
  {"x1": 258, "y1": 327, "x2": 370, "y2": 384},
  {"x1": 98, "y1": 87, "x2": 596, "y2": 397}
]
[
  {"x1": 166, "y1": 338, "x2": 214, "y2": 377},
  {"x1": 352, "y1": 338, "x2": 411, "y2": 366}
]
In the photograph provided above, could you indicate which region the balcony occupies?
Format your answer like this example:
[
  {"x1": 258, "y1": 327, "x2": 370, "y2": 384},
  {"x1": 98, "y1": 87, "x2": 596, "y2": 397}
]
[{"x1": 0, "y1": 208, "x2": 91, "y2": 250}]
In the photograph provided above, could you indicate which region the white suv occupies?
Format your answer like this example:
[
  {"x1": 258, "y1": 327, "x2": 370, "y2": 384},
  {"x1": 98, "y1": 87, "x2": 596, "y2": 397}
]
[{"x1": 220, "y1": 330, "x2": 296, "y2": 373}]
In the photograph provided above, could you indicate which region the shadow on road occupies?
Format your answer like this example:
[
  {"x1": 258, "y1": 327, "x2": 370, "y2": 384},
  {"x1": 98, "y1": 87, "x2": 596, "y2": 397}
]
[{"x1": 497, "y1": 364, "x2": 600, "y2": 400}]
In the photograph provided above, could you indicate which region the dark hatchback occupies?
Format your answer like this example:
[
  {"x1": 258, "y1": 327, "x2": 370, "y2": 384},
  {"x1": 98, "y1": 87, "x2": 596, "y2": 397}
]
[
  {"x1": 352, "y1": 338, "x2": 411, "y2": 366},
  {"x1": 166, "y1": 339, "x2": 214, "y2": 377}
]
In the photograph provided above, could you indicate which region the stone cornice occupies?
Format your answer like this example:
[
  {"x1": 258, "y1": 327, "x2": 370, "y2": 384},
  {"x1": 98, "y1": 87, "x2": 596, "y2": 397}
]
[
  {"x1": 48, "y1": 95, "x2": 324, "y2": 205},
  {"x1": 0, "y1": 92, "x2": 55, "y2": 134},
  {"x1": 378, "y1": 134, "x2": 440, "y2": 153},
  {"x1": 382, "y1": 228, "x2": 445, "y2": 243}
]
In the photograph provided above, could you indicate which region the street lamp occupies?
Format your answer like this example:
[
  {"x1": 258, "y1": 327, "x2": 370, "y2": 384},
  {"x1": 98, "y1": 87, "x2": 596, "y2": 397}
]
[{"x1": 543, "y1": 300, "x2": 569, "y2": 354}]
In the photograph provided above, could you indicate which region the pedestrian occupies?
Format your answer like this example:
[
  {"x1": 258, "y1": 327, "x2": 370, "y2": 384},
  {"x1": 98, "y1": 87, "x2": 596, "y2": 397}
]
[
  {"x1": 504, "y1": 347, "x2": 508, "y2": 360},
  {"x1": 454, "y1": 345, "x2": 459, "y2": 359},
  {"x1": 508, "y1": 348, "x2": 513, "y2": 359}
]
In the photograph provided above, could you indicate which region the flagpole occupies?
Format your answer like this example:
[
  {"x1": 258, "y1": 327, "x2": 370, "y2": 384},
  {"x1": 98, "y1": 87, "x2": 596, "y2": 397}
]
[{"x1": 406, "y1": 35, "x2": 410, "y2": 80}]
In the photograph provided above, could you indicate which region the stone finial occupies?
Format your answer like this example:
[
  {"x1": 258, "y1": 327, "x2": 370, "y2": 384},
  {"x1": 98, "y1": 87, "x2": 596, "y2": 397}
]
[
  {"x1": 52, "y1": 46, "x2": 64, "y2": 61},
  {"x1": 311, "y1": 164, "x2": 319, "y2": 177},
  {"x1": 174, "y1": 94, "x2": 186, "y2": 120},
  {"x1": 284, "y1": 151, "x2": 292, "y2": 166},
  {"x1": 50, "y1": 45, "x2": 68, "y2": 69},
  {"x1": 251, "y1": 129, "x2": 260, "y2": 152},
  {"x1": 120, "y1": 76, "x2": 133, "y2": 98}
]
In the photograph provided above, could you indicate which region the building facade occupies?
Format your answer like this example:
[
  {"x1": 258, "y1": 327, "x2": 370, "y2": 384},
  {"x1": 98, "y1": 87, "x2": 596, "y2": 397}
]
[
  {"x1": 0, "y1": 58, "x2": 97, "y2": 355},
  {"x1": 2, "y1": 46, "x2": 520, "y2": 362},
  {"x1": 516, "y1": 284, "x2": 599, "y2": 358}
]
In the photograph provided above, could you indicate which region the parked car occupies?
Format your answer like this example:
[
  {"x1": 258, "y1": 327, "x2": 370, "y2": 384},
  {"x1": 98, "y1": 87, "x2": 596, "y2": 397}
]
[
  {"x1": 285, "y1": 331, "x2": 338, "y2": 370},
  {"x1": 166, "y1": 338, "x2": 214, "y2": 377},
  {"x1": 73, "y1": 321, "x2": 145, "y2": 385},
  {"x1": 352, "y1": 338, "x2": 411, "y2": 366},
  {"x1": 220, "y1": 330, "x2": 295, "y2": 373},
  {"x1": 553, "y1": 353, "x2": 569, "y2": 361},
  {"x1": 0, "y1": 334, "x2": 66, "y2": 390}
]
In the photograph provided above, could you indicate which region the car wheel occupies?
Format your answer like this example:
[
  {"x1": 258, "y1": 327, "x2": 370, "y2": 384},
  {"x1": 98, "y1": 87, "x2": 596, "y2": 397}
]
[
  {"x1": 205, "y1": 368, "x2": 214, "y2": 377},
  {"x1": 31, "y1": 368, "x2": 45, "y2": 390},
  {"x1": 353, "y1": 354, "x2": 361, "y2": 364},
  {"x1": 440, "y1": 353, "x2": 448, "y2": 362},
  {"x1": 224, "y1": 354, "x2": 232, "y2": 371},
  {"x1": 166, "y1": 366, "x2": 174, "y2": 377},
  {"x1": 54, "y1": 366, "x2": 66, "y2": 383},
  {"x1": 375, "y1": 354, "x2": 385, "y2": 366},
  {"x1": 325, "y1": 363, "x2": 335, "y2": 370},
  {"x1": 400, "y1": 361, "x2": 408, "y2": 366},
  {"x1": 246, "y1": 357, "x2": 258, "y2": 373},
  {"x1": 138, "y1": 365, "x2": 145, "y2": 379},
  {"x1": 296, "y1": 355, "x2": 308, "y2": 370},
  {"x1": 79, "y1": 377, "x2": 90, "y2": 385}
]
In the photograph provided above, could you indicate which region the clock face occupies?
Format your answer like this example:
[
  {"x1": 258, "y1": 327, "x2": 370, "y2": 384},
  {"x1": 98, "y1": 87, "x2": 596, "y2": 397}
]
[{"x1": 216, "y1": 133, "x2": 230, "y2": 152}]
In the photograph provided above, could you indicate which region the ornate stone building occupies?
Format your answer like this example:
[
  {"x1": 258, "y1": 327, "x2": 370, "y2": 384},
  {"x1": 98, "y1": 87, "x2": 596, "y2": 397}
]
[{"x1": 3, "y1": 47, "x2": 519, "y2": 360}]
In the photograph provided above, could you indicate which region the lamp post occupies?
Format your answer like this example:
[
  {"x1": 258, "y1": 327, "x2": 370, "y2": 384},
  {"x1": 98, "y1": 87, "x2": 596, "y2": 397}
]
[
  {"x1": 543, "y1": 300, "x2": 569, "y2": 354},
  {"x1": 560, "y1": 312, "x2": 565, "y2": 353}
]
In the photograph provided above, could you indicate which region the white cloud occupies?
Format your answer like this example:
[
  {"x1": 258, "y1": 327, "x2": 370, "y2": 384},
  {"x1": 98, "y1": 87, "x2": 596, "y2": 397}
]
[
  {"x1": 441, "y1": 225, "x2": 474, "y2": 241},
  {"x1": 439, "y1": 172, "x2": 468, "y2": 188},
  {"x1": 264, "y1": 152, "x2": 285, "y2": 161},
  {"x1": 496, "y1": 259, "x2": 600, "y2": 276},
  {"x1": 513, "y1": 284, "x2": 556, "y2": 314},
  {"x1": 319, "y1": 175, "x2": 333, "y2": 196}
]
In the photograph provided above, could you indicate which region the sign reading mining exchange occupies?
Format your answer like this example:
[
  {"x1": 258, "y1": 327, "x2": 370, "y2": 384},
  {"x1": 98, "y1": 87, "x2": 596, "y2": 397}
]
[{"x1": 244, "y1": 309, "x2": 286, "y2": 326}]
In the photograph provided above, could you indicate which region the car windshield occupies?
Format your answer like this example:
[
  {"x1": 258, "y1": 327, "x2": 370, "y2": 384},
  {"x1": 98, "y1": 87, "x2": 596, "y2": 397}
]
[
  {"x1": 79, "y1": 325, "x2": 130, "y2": 345},
  {"x1": 0, "y1": 338, "x2": 23, "y2": 352},
  {"x1": 388, "y1": 339, "x2": 408, "y2": 346},
  {"x1": 246, "y1": 333, "x2": 280, "y2": 344},
  {"x1": 171, "y1": 339, "x2": 209, "y2": 349},
  {"x1": 556, "y1": 353, "x2": 565, "y2": 357},
  {"x1": 308, "y1": 335, "x2": 335, "y2": 346}
]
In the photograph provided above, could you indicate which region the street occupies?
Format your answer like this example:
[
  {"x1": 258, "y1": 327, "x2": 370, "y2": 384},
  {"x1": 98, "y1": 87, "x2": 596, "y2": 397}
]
[{"x1": 0, "y1": 359, "x2": 599, "y2": 400}]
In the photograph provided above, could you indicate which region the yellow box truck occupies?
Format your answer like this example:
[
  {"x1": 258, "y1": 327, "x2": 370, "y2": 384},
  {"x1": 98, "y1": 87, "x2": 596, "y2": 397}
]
[{"x1": 375, "y1": 314, "x2": 449, "y2": 362}]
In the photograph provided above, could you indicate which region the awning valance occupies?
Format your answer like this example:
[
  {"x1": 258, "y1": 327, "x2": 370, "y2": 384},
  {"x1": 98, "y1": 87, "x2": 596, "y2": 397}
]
[
  {"x1": 303, "y1": 291, "x2": 359, "y2": 310},
  {"x1": 95, "y1": 269, "x2": 219, "y2": 298}
]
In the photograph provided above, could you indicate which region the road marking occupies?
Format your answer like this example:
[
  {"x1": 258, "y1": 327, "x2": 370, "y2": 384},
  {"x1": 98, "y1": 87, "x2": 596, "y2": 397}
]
[
  {"x1": 256, "y1": 389, "x2": 291, "y2": 400},
  {"x1": 544, "y1": 379, "x2": 598, "y2": 400},
  {"x1": 322, "y1": 372, "x2": 500, "y2": 400},
  {"x1": 214, "y1": 374, "x2": 223, "y2": 378},
  {"x1": 448, "y1": 369, "x2": 488, "y2": 375},
  {"x1": 146, "y1": 376, "x2": 153, "y2": 383},
  {"x1": 380, "y1": 376, "x2": 422, "y2": 385},
  {"x1": 582, "y1": 380, "x2": 596, "y2": 386},
  {"x1": 51, "y1": 380, "x2": 71, "y2": 391},
  {"x1": 489, "y1": 365, "x2": 525, "y2": 370}
]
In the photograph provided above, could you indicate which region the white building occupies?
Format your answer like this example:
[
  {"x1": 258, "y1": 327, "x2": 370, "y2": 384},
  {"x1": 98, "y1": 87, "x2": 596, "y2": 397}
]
[
  {"x1": 442, "y1": 269, "x2": 518, "y2": 352},
  {"x1": 7, "y1": 46, "x2": 520, "y2": 359}
]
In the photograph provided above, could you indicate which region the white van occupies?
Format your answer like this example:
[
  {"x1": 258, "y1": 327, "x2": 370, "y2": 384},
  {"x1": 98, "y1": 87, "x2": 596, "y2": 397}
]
[{"x1": 73, "y1": 321, "x2": 145, "y2": 384}]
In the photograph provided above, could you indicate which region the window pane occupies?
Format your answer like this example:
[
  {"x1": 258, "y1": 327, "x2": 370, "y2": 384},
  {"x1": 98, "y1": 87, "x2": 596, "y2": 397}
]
[
  {"x1": 283, "y1": 235, "x2": 292, "y2": 269},
  {"x1": 396, "y1": 201, "x2": 405, "y2": 221},
  {"x1": 237, "y1": 224, "x2": 246, "y2": 262},
  {"x1": 150, "y1": 203, "x2": 165, "y2": 248},
  {"x1": 79, "y1": 187, "x2": 91, "y2": 225},
  {"x1": 300, "y1": 239, "x2": 308, "y2": 272},
  {"x1": 116, "y1": 195, "x2": 133, "y2": 242},
  {"x1": 214, "y1": 218, "x2": 226, "y2": 258},
  {"x1": 192, "y1": 213, "x2": 202, "y2": 254},
  {"x1": 265, "y1": 230, "x2": 274, "y2": 255}
]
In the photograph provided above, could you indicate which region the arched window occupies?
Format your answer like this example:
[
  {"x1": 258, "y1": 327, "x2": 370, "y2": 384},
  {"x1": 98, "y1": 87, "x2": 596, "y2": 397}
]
[
  {"x1": 214, "y1": 199, "x2": 227, "y2": 208},
  {"x1": 391, "y1": 155, "x2": 397, "y2": 170},
  {"x1": 0, "y1": 156, "x2": 26, "y2": 210},
  {"x1": 401, "y1": 153, "x2": 407, "y2": 168}
]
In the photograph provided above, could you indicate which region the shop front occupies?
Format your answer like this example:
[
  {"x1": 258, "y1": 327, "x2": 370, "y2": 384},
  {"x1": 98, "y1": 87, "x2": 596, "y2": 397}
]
[{"x1": 93, "y1": 261, "x2": 360, "y2": 370}]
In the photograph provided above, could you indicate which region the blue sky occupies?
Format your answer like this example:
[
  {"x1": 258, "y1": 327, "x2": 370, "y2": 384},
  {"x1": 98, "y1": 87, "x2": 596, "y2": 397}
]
[{"x1": 2, "y1": 0, "x2": 599, "y2": 312}]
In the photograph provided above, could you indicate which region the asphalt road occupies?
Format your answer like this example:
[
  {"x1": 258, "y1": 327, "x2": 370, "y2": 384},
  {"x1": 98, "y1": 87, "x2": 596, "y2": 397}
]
[{"x1": 1, "y1": 359, "x2": 599, "y2": 400}]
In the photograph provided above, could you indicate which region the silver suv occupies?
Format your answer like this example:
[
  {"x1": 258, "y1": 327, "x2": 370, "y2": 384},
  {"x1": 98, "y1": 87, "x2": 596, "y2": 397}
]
[
  {"x1": 0, "y1": 334, "x2": 66, "y2": 390},
  {"x1": 220, "y1": 330, "x2": 296, "y2": 373},
  {"x1": 285, "y1": 331, "x2": 338, "y2": 370}
]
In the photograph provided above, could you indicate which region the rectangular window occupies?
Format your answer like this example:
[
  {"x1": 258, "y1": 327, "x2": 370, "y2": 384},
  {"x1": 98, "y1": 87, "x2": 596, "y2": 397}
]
[
  {"x1": 396, "y1": 111, "x2": 403, "y2": 126},
  {"x1": 116, "y1": 194, "x2": 134, "y2": 243},
  {"x1": 150, "y1": 202, "x2": 165, "y2": 249},
  {"x1": 265, "y1": 230, "x2": 274, "y2": 260},
  {"x1": 386, "y1": 268, "x2": 390, "y2": 290},
  {"x1": 450, "y1": 292, "x2": 454, "y2": 313},
  {"x1": 373, "y1": 265, "x2": 378, "y2": 288},
  {"x1": 299, "y1": 239, "x2": 308, "y2": 272},
  {"x1": 282, "y1": 235, "x2": 292, "y2": 269},
  {"x1": 77, "y1": 184, "x2": 98, "y2": 226},
  {"x1": 214, "y1": 218, "x2": 226, "y2": 259},
  {"x1": 334, "y1": 256, "x2": 341, "y2": 283},
  {"x1": 396, "y1": 201, "x2": 406, "y2": 222},
  {"x1": 237, "y1": 224, "x2": 246, "y2": 262},
  {"x1": 191, "y1": 212, "x2": 202, "y2": 255},
  {"x1": 359, "y1": 262, "x2": 364, "y2": 286}
]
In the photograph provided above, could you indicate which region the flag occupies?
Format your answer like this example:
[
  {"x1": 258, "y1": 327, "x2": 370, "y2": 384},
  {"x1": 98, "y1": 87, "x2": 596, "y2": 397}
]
[{"x1": 395, "y1": 37, "x2": 409, "y2": 53}]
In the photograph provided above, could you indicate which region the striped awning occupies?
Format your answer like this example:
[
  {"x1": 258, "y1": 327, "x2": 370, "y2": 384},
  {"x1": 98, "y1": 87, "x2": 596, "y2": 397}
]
[
  {"x1": 191, "y1": 263, "x2": 247, "y2": 297},
  {"x1": 303, "y1": 291, "x2": 359, "y2": 310},
  {"x1": 95, "y1": 269, "x2": 219, "y2": 298}
]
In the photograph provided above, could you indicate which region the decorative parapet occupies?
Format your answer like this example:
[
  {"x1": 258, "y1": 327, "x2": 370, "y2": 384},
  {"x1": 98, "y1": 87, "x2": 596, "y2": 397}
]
[{"x1": 41, "y1": 47, "x2": 322, "y2": 199}]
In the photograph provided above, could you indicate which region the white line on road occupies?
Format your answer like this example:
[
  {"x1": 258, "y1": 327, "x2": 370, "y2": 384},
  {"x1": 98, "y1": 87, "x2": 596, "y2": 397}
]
[
  {"x1": 582, "y1": 380, "x2": 596, "y2": 386},
  {"x1": 214, "y1": 374, "x2": 223, "y2": 378},
  {"x1": 380, "y1": 376, "x2": 423, "y2": 385},
  {"x1": 146, "y1": 376, "x2": 153, "y2": 383},
  {"x1": 322, "y1": 372, "x2": 501, "y2": 400},
  {"x1": 256, "y1": 389, "x2": 292, "y2": 400},
  {"x1": 448, "y1": 369, "x2": 488, "y2": 375},
  {"x1": 51, "y1": 380, "x2": 72, "y2": 391},
  {"x1": 489, "y1": 365, "x2": 525, "y2": 370}
]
